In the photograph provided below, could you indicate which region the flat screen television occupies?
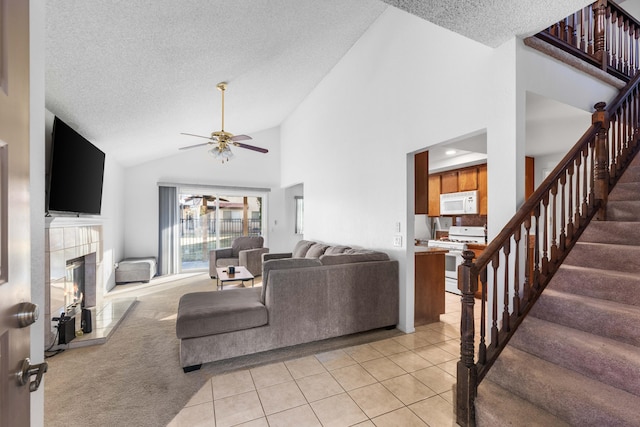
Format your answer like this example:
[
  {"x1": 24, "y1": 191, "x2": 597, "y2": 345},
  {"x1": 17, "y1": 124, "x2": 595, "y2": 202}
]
[{"x1": 47, "y1": 117, "x2": 105, "y2": 215}]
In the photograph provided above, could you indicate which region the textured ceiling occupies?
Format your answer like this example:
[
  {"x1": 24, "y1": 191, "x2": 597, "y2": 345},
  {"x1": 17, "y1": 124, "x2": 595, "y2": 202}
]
[
  {"x1": 45, "y1": 0, "x2": 595, "y2": 167},
  {"x1": 380, "y1": 0, "x2": 594, "y2": 47}
]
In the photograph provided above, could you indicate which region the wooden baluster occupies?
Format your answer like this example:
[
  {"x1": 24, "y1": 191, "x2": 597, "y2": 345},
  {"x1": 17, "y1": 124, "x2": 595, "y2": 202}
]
[
  {"x1": 479, "y1": 267, "x2": 487, "y2": 365},
  {"x1": 567, "y1": 163, "x2": 574, "y2": 243},
  {"x1": 619, "y1": 14, "x2": 624, "y2": 71},
  {"x1": 589, "y1": 138, "x2": 596, "y2": 207},
  {"x1": 524, "y1": 217, "x2": 532, "y2": 304},
  {"x1": 624, "y1": 20, "x2": 630, "y2": 75},
  {"x1": 584, "y1": 6, "x2": 605, "y2": 57},
  {"x1": 580, "y1": 7, "x2": 587, "y2": 51},
  {"x1": 491, "y1": 253, "x2": 499, "y2": 347},
  {"x1": 610, "y1": 112, "x2": 617, "y2": 176},
  {"x1": 593, "y1": 102, "x2": 610, "y2": 220},
  {"x1": 456, "y1": 250, "x2": 478, "y2": 427},
  {"x1": 542, "y1": 193, "x2": 549, "y2": 276},
  {"x1": 582, "y1": 146, "x2": 589, "y2": 218},
  {"x1": 502, "y1": 242, "x2": 511, "y2": 333},
  {"x1": 574, "y1": 155, "x2": 582, "y2": 228},
  {"x1": 550, "y1": 182, "x2": 558, "y2": 264},
  {"x1": 513, "y1": 227, "x2": 522, "y2": 316},
  {"x1": 533, "y1": 205, "x2": 541, "y2": 292},
  {"x1": 560, "y1": 172, "x2": 567, "y2": 252},
  {"x1": 594, "y1": 0, "x2": 607, "y2": 68},
  {"x1": 561, "y1": 18, "x2": 568, "y2": 43}
]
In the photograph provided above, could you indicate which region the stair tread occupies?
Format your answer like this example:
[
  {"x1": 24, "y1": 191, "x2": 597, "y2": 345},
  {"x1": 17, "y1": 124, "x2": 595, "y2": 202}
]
[
  {"x1": 606, "y1": 200, "x2": 640, "y2": 221},
  {"x1": 550, "y1": 265, "x2": 640, "y2": 307},
  {"x1": 486, "y1": 346, "x2": 640, "y2": 426},
  {"x1": 510, "y1": 316, "x2": 640, "y2": 396},
  {"x1": 564, "y1": 241, "x2": 640, "y2": 274},
  {"x1": 579, "y1": 220, "x2": 640, "y2": 245},
  {"x1": 531, "y1": 289, "x2": 640, "y2": 347},
  {"x1": 476, "y1": 379, "x2": 570, "y2": 427}
]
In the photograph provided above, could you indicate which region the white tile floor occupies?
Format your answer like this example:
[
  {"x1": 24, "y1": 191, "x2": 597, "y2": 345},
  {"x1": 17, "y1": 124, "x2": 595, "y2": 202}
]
[{"x1": 169, "y1": 292, "x2": 469, "y2": 427}]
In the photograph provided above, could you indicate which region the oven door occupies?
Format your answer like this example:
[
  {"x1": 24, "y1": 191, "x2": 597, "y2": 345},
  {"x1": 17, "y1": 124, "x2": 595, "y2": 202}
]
[{"x1": 444, "y1": 250, "x2": 463, "y2": 295}]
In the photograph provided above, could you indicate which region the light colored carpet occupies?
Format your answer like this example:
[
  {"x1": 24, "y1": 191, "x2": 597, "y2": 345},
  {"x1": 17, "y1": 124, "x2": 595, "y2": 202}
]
[{"x1": 44, "y1": 272, "x2": 401, "y2": 427}]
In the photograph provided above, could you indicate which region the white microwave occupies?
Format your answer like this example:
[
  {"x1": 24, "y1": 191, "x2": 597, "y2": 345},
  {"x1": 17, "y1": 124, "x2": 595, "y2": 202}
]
[{"x1": 440, "y1": 190, "x2": 479, "y2": 215}]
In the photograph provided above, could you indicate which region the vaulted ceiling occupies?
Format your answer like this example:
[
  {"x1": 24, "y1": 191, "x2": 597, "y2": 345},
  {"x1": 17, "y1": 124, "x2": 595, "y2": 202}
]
[{"x1": 45, "y1": 0, "x2": 594, "y2": 167}]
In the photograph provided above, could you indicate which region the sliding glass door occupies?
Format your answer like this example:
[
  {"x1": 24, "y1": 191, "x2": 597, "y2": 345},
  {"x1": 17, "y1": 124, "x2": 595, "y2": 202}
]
[{"x1": 178, "y1": 191, "x2": 265, "y2": 270}]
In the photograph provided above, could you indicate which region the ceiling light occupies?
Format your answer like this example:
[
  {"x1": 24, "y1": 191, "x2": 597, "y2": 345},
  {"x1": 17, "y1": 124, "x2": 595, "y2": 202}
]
[
  {"x1": 445, "y1": 149, "x2": 457, "y2": 155},
  {"x1": 209, "y1": 145, "x2": 234, "y2": 163}
]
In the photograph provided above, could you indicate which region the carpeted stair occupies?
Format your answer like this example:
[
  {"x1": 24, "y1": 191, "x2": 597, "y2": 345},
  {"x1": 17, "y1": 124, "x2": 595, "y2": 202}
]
[{"x1": 475, "y1": 153, "x2": 640, "y2": 427}]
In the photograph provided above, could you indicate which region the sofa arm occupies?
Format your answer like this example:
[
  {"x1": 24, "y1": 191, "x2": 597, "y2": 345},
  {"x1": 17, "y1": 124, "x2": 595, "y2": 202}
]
[
  {"x1": 209, "y1": 248, "x2": 233, "y2": 278},
  {"x1": 239, "y1": 247, "x2": 270, "y2": 276},
  {"x1": 262, "y1": 252, "x2": 292, "y2": 262}
]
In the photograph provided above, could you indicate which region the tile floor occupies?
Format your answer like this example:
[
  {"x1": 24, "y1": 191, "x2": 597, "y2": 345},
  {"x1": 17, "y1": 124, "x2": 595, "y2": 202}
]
[{"x1": 169, "y1": 292, "x2": 470, "y2": 427}]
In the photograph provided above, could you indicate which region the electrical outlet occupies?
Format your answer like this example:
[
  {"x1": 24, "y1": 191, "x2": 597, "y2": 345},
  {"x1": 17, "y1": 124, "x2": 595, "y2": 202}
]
[{"x1": 393, "y1": 235, "x2": 402, "y2": 247}]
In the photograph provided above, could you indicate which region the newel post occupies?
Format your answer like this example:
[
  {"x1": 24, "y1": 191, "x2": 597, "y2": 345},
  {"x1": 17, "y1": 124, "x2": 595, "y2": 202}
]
[
  {"x1": 457, "y1": 250, "x2": 478, "y2": 427},
  {"x1": 593, "y1": 101, "x2": 610, "y2": 220},
  {"x1": 593, "y1": 0, "x2": 608, "y2": 69}
]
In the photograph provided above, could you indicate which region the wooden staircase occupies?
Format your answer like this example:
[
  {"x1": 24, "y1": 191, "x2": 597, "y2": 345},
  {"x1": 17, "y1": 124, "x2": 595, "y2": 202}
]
[{"x1": 475, "y1": 153, "x2": 640, "y2": 426}]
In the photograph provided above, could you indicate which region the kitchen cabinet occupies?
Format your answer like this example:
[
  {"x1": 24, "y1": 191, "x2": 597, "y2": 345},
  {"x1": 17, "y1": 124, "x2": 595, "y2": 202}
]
[
  {"x1": 415, "y1": 249, "x2": 447, "y2": 325},
  {"x1": 415, "y1": 151, "x2": 429, "y2": 214},
  {"x1": 478, "y1": 164, "x2": 488, "y2": 215},
  {"x1": 428, "y1": 175, "x2": 441, "y2": 216},
  {"x1": 441, "y1": 172, "x2": 459, "y2": 194},
  {"x1": 458, "y1": 168, "x2": 478, "y2": 191},
  {"x1": 428, "y1": 164, "x2": 488, "y2": 217}
]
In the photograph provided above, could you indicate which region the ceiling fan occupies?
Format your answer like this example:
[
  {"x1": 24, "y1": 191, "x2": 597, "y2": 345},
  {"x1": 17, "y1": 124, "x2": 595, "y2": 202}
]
[{"x1": 179, "y1": 82, "x2": 268, "y2": 163}]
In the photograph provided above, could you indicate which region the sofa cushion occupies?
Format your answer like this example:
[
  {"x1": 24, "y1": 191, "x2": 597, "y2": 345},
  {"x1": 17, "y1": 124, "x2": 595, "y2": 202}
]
[
  {"x1": 176, "y1": 288, "x2": 267, "y2": 339},
  {"x1": 232, "y1": 236, "x2": 264, "y2": 256},
  {"x1": 324, "y1": 245, "x2": 351, "y2": 255},
  {"x1": 305, "y1": 243, "x2": 329, "y2": 258},
  {"x1": 292, "y1": 240, "x2": 316, "y2": 258},
  {"x1": 261, "y1": 258, "x2": 322, "y2": 303},
  {"x1": 319, "y1": 251, "x2": 390, "y2": 266}
]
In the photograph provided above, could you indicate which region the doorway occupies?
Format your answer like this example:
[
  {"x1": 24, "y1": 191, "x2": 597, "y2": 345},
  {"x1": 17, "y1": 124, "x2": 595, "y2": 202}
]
[{"x1": 178, "y1": 192, "x2": 265, "y2": 270}]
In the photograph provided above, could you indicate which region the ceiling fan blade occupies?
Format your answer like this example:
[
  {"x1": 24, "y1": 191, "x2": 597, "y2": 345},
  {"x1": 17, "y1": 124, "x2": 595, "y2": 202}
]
[
  {"x1": 231, "y1": 134, "x2": 252, "y2": 141},
  {"x1": 180, "y1": 132, "x2": 213, "y2": 140},
  {"x1": 234, "y1": 142, "x2": 269, "y2": 153},
  {"x1": 179, "y1": 142, "x2": 211, "y2": 150}
]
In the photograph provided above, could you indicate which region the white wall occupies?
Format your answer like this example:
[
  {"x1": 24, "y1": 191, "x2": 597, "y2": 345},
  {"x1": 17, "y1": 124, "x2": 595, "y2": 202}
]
[
  {"x1": 101, "y1": 157, "x2": 125, "y2": 291},
  {"x1": 281, "y1": 7, "x2": 494, "y2": 332},
  {"x1": 279, "y1": 6, "x2": 621, "y2": 332},
  {"x1": 122, "y1": 126, "x2": 283, "y2": 260}
]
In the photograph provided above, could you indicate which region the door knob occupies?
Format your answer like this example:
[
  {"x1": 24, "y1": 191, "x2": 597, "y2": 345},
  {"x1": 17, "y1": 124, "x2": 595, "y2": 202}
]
[
  {"x1": 14, "y1": 302, "x2": 39, "y2": 328},
  {"x1": 18, "y1": 358, "x2": 48, "y2": 392}
]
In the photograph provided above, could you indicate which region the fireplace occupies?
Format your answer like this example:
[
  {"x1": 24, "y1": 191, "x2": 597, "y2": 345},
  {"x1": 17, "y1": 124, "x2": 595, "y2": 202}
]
[
  {"x1": 45, "y1": 221, "x2": 102, "y2": 348},
  {"x1": 65, "y1": 257, "x2": 85, "y2": 312}
]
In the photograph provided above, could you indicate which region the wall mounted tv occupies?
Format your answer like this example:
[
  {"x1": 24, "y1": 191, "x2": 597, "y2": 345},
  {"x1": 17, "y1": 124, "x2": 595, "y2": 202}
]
[{"x1": 47, "y1": 117, "x2": 105, "y2": 215}]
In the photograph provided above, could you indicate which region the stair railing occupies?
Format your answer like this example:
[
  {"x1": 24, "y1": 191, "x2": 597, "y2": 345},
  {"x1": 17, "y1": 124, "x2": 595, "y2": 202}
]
[
  {"x1": 535, "y1": 0, "x2": 640, "y2": 82},
  {"x1": 455, "y1": 68, "x2": 640, "y2": 427}
]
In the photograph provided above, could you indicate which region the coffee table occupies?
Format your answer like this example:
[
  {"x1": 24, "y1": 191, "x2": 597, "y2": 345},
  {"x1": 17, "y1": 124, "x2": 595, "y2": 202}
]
[{"x1": 215, "y1": 266, "x2": 255, "y2": 289}]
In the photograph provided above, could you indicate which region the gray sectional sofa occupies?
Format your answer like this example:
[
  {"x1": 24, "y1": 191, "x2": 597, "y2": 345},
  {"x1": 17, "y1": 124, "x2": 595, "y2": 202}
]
[{"x1": 176, "y1": 240, "x2": 399, "y2": 371}]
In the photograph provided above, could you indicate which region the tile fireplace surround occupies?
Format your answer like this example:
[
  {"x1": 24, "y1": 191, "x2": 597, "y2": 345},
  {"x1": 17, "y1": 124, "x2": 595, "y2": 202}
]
[{"x1": 45, "y1": 218, "x2": 110, "y2": 349}]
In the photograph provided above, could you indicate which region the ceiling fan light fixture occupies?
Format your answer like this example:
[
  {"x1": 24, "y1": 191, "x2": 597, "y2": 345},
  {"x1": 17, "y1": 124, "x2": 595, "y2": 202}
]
[{"x1": 209, "y1": 145, "x2": 234, "y2": 163}]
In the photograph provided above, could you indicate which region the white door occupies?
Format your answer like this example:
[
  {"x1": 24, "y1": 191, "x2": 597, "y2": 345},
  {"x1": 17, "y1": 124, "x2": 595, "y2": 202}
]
[{"x1": 0, "y1": 1, "x2": 42, "y2": 425}]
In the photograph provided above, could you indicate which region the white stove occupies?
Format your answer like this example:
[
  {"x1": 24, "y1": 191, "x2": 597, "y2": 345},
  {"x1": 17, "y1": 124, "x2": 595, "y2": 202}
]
[{"x1": 426, "y1": 226, "x2": 486, "y2": 295}]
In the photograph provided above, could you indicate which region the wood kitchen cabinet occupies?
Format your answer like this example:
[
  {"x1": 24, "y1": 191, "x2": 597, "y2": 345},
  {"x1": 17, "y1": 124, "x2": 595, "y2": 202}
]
[
  {"x1": 458, "y1": 167, "x2": 478, "y2": 191},
  {"x1": 415, "y1": 250, "x2": 446, "y2": 325},
  {"x1": 428, "y1": 175, "x2": 441, "y2": 216},
  {"x1": 440, "y1": 171, "x2": 459, "y2": 194},
  {"x1": 478, "y1": 164, "x2": 488, "y2": 215},
  {"x1": 415, "y1": 151, "x2": 429, "y2": 214}
]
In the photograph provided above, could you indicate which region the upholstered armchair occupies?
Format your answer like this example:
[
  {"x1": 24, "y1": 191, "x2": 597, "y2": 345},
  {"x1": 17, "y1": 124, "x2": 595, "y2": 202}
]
[{"x1": 209, "y1": 236, "x2": 269, "y2": 278}]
